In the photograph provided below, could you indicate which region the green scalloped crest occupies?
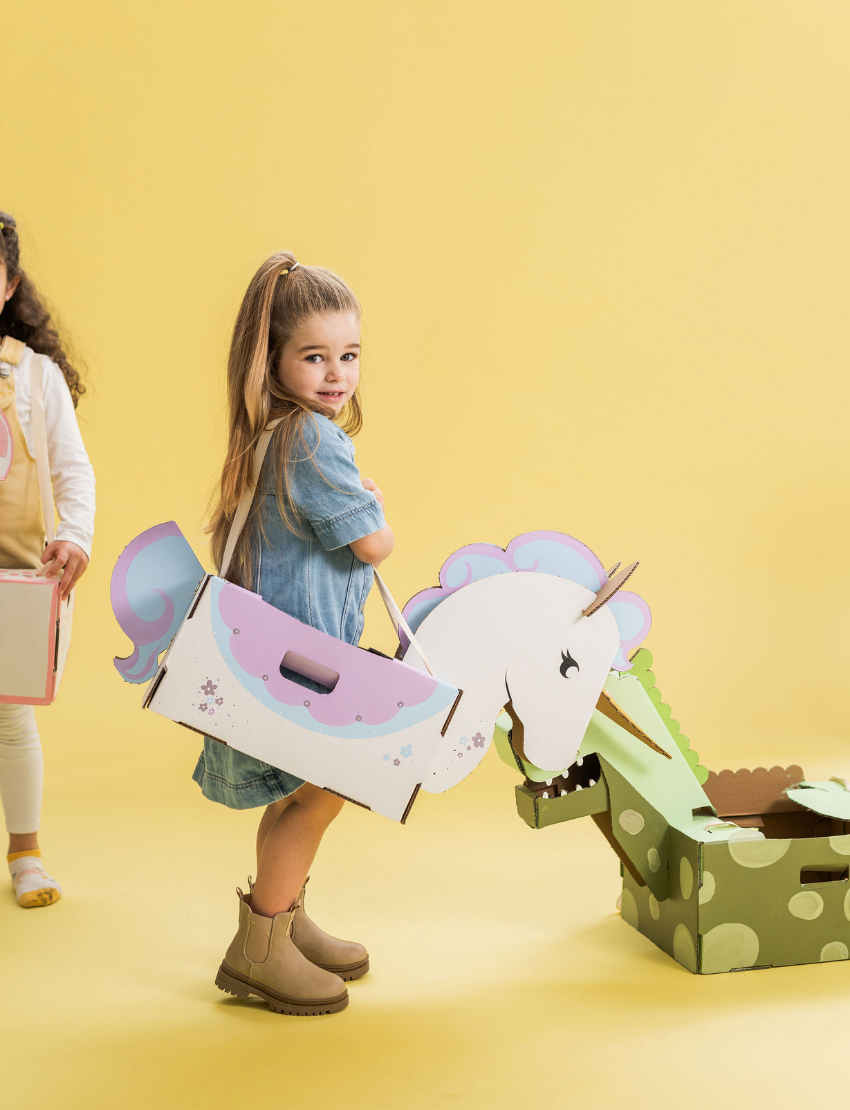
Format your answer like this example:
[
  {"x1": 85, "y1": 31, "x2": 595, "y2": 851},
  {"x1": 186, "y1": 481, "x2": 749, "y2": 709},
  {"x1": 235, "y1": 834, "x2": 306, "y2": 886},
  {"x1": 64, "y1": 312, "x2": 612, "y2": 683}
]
[{"x1": 626, "y1": 649, "x2": 709, "y2": 785}]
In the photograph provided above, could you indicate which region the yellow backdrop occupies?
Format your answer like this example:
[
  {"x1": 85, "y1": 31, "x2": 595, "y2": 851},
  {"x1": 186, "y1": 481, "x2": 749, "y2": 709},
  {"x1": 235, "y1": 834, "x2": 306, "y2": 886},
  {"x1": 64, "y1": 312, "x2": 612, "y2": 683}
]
[{"x1": 4, "y1": 3, "x2": 850, "y2": 1108}]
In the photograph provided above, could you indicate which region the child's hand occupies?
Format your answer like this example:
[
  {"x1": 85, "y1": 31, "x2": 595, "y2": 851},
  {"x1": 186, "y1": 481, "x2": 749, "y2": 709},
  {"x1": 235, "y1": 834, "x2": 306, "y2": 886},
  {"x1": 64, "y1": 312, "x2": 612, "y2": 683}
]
[
  {"x1": 40, "y1": 540, "x2": 89, "y2": 600},
  {"x1": 361, "y1": 478, "x2": 384, "y2": 508}
]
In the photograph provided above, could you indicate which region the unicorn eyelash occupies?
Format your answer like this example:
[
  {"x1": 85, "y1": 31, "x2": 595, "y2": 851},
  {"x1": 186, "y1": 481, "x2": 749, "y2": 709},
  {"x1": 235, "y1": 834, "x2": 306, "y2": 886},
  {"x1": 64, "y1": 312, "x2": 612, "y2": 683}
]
[{"x1": 560, "y1": 650, "x2": 579, "y2": 678}]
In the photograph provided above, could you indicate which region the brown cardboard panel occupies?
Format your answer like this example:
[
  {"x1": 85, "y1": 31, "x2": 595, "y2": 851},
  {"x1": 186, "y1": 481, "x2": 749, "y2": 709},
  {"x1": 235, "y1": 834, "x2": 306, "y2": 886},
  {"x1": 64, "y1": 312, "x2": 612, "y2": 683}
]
[
  {"x1": 703, "y1": 765, "x2": 806, "y2": 817},
  {"x1": 505, "y1": 702, "x2": 528, "y2": 763},
  {"x1": 524, "y1": 752, "x2": 602, "y2": 797},
  {"x1": 600, "y1": 756, "x2": 670, "y2": 900},
  {"x1": 595, "y1": 689, "x2": 672, "y2": 759},
  {"x1": 593, "y1": 810, "x2": 646, "y2": 887}
]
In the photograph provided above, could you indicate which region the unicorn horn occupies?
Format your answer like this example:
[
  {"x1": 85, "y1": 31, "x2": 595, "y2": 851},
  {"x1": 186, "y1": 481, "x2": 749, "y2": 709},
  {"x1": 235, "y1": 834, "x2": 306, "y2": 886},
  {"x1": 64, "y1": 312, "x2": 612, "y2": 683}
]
[{"x1": 583, "y1": 561, "x2": 639, "y2": 616}]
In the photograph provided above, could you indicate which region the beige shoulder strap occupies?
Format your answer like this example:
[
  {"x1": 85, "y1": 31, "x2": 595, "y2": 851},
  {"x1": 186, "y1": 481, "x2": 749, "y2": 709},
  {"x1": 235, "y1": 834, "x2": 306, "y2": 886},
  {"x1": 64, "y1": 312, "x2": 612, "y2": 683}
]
[
  {"x1": 219, "y1": 421, "x2": 435, "y2": 676},
  {"x1": 373, "y1": 570, "x2": 435, "y2": 676},
  {"x1": 219, "y1": 420, "x2": 282, "y2": 580},
  {"x1": 0, "y1": 336, "x2": 26, "y2": 374},
  {"x1": 29, "y1": 355, "x2": 56, "y2": 544}
]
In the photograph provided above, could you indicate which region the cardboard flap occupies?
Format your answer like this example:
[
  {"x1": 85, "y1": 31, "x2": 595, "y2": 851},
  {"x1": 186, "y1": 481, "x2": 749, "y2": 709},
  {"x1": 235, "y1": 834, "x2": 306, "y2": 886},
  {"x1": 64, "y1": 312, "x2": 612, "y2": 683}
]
[
  {"x1": 785, "y1": 779, "x2": 850, "y2": 821},
  {"x1": 703, "y1": 765, "x2": 805, "y2": 817},
  {"x1": 599, "y1": 755, "x2": 669, "y2": 901},
  {"x1": 583, "y1": 672, "x2": 712, "y2": 827}
]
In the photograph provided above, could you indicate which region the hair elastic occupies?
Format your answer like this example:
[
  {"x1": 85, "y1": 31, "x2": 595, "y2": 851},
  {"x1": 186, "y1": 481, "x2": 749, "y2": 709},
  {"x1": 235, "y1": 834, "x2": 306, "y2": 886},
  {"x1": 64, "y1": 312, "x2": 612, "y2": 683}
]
[{"x1": 280, "y1": 261, "x2": 300, "y2": 276}]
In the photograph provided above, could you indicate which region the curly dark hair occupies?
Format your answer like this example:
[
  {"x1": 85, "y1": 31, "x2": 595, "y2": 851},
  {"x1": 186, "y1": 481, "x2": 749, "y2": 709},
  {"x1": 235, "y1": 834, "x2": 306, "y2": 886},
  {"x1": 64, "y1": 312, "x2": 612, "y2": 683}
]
[{"x1": 0, "y1": 211, "x2": 85, "y2": 407}]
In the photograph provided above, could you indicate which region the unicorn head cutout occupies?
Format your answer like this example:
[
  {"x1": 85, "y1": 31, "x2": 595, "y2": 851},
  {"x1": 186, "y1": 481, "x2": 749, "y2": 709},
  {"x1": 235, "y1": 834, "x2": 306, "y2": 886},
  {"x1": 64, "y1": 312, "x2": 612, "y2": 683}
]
[{"x1": 399, "y1": 531, "x2": 652, "y2": 792}]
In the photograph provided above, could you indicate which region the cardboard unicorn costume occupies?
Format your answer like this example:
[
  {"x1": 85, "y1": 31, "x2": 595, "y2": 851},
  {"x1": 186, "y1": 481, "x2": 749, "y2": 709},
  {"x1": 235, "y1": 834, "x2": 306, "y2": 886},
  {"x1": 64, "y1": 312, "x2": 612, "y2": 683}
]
[
  {"x1": 111, "y1": 521, "x2": 461, "y2": 823},
  {"x1": 111, "y1": 529, "x2": 650, "y2": 822}
]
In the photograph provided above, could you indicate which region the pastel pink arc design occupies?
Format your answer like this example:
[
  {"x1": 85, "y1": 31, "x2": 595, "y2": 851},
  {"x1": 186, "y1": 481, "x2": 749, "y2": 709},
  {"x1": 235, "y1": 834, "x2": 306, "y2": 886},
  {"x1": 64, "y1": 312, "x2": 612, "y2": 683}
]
[
  {"x1": 0, "y1": 410, "x2": 12, "y2": 481},
  {"x1": 218, "y1": 583, "x2": 438, "y2": 727}
]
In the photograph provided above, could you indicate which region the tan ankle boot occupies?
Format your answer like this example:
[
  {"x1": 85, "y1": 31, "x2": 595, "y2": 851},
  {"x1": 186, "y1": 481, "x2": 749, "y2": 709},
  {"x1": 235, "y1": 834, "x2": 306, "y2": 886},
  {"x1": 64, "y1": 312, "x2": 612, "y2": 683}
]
[
  {"x1": 290, "y1": 878, "x2": 370, "y2": 982},
  {"x1": 216, "y1": 888, "x2": 349, "y2": 1016}
]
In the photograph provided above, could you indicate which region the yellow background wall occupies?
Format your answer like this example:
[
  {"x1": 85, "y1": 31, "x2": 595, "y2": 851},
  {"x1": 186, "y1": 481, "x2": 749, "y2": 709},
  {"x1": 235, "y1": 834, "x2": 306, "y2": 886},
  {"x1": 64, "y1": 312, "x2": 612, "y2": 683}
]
[
  {"x1": 4, "y1": 4, "x2": 850, "y2": 1108},
  {"x1": 5, "y1": 1, "x2": 850, "y2": 762},
  {"x1": 6, "y1": 1, "x2": 850, "y2": 766}
]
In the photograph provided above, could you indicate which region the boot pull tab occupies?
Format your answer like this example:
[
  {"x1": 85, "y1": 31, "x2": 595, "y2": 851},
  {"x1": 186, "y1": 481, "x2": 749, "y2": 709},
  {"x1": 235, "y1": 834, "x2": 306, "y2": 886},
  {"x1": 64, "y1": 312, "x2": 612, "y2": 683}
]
[
  {"x1": 247, "y1": 875, "x2": 256, "y2": 893},
  {"x1": 284, "y1": 904, "x2": 298, "y2": 939}
]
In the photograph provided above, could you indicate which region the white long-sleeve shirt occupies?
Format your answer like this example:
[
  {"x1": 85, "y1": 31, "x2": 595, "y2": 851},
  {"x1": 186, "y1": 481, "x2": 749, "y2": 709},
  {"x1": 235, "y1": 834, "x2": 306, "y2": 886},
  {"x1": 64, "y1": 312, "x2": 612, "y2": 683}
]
[{"x1": 12, "y1": 345, "x2": 96, "y2": 557}]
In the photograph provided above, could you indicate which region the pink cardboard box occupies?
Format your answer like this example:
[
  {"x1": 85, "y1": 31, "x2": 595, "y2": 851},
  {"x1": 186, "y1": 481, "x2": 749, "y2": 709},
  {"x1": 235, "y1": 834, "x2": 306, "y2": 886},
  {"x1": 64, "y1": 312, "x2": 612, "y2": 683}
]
[{"x1": 0, "y1": 569, "x2": 74, "y2": 705}]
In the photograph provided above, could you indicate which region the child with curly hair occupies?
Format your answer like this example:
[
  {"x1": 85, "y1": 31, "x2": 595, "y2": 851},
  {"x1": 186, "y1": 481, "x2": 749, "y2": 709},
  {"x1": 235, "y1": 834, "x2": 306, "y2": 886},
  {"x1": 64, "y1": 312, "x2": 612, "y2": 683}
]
[{"x1": 0, "y1": 211, "x2": 95, "y2": 907}]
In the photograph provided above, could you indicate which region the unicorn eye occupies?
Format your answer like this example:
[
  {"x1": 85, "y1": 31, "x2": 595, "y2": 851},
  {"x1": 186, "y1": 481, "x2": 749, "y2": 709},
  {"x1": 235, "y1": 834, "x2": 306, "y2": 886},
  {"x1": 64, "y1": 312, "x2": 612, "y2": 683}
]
[{"x1": 560, "y1": 650, "x2": 579, "y2": 678}]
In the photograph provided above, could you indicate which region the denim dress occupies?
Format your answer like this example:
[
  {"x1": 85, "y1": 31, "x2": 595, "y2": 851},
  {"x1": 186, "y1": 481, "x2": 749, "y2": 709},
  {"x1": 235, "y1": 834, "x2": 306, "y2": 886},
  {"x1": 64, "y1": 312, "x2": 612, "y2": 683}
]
[{"x1": 192, "y1": 414, "x2": 386, "y2": 809}]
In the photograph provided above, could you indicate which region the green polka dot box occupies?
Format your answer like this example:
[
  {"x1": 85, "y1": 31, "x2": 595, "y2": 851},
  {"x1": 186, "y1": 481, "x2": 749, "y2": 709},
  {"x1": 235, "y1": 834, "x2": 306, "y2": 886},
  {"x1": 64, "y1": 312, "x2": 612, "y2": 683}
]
[{"x1": 495, "y1": 649, "x2": 850, "y2": 974}]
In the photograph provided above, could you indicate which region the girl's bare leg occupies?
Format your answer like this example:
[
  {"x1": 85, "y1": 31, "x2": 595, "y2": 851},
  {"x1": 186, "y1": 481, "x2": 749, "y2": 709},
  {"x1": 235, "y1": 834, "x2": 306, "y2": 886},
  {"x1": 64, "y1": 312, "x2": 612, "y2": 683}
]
[
  {"x1": 256, "y1": 797, "x2": 292, "y2": 868},
  {"x1": 8, "y1": 832, "x2": 39, "y2": 854},
  {"x1": 251, "y1": 783, "x2": 344, "y2": 918}
]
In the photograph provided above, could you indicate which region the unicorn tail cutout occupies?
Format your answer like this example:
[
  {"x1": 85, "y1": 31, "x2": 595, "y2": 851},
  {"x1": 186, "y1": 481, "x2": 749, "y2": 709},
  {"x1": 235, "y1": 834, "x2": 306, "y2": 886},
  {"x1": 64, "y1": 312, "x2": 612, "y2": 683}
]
[{"x1": 111, "y1": 521, "x2": 205, "y2": 684}]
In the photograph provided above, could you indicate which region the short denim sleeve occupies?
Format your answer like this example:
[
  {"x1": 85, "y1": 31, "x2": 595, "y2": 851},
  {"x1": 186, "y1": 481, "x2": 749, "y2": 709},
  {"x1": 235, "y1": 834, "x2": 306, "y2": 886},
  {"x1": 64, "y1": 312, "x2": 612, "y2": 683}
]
[{"x1": 287, "y1": 415, "x2": 385, "y2": 551}]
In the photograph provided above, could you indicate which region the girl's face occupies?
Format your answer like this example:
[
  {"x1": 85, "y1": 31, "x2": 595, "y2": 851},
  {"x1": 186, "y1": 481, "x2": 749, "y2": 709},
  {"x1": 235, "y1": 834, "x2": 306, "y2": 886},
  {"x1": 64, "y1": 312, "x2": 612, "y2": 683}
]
[
  {"x1": 0, "y1": 263, "x2": 19, "y2": 318},
  {"x1": 278, "y1": 311, "x2": 361, "y2": 414}
]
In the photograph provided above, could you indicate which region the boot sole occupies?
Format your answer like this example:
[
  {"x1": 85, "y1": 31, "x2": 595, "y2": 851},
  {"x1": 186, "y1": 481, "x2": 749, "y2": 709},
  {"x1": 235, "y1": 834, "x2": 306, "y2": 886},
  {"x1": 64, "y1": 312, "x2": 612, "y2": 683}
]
[
  {"x1": 316, "y1": 957, "x2": 370, "y2": 982},
  {"x1": 215, "y1": 963, "x2": 349, "y2": 1016}
]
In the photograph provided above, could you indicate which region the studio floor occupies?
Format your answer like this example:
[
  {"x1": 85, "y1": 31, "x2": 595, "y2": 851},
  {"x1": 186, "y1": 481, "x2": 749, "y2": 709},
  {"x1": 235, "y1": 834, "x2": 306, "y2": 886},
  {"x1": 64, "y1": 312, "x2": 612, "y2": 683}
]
[{"x1": 4, "y1": 676, "x2": 849, "y2": 1110}]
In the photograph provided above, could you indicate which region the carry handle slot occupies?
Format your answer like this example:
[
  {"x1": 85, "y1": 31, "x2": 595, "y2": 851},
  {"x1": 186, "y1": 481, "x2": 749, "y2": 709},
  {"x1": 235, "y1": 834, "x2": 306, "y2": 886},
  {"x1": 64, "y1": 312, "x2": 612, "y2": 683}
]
[
  {"x1": 800, "y1": 866, "x2": 849, "y2": 885},
  {"x1": 280, "y1": 650, "x2": 340, "y2": 694}
]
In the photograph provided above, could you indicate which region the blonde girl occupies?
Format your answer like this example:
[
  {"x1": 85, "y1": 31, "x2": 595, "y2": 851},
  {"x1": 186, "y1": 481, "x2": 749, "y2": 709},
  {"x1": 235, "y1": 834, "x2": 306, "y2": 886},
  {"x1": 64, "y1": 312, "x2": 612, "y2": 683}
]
[
  {"x1": 0, "y1": 212, "x2": 95, "y2": 907},
  {"x1": 196, "y1": 253, "x2": 393, "y2": 1015}
]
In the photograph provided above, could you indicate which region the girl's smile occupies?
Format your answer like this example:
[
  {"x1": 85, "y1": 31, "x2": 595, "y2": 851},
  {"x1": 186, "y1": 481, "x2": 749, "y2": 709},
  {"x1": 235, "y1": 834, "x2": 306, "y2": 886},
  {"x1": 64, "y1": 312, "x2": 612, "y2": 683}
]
[{"x1": 278, "y1": 311, "x2": 361, "y2": 413}]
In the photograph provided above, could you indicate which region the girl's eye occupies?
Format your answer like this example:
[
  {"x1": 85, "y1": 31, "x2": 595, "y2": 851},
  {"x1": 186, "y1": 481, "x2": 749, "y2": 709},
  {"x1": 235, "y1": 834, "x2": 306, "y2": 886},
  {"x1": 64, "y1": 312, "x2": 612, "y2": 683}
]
[
  {"x1": 341, "y1": 352, "x2": 357, "y2": 361},
  {"x1": 305, "y1": 354, "x2": 323, "y2": 363}
]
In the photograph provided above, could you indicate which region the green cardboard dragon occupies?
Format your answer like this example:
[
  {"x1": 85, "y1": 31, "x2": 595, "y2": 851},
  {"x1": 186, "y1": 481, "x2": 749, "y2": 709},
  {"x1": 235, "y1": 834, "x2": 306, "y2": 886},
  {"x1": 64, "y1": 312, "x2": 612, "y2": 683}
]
[
  {"x1": 395, "y1": 530, "x2": 850, "y2": 975},
  {"x1": 494, "y1": 649, "x2": 850, "y2": 974}
]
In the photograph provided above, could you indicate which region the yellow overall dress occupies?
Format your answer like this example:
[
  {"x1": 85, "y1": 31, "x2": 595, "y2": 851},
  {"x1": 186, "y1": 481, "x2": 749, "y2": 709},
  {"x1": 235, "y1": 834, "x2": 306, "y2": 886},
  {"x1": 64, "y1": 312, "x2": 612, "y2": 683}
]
[{"x1": 0, "y1": 337, "x2": 45, "y2": 571}]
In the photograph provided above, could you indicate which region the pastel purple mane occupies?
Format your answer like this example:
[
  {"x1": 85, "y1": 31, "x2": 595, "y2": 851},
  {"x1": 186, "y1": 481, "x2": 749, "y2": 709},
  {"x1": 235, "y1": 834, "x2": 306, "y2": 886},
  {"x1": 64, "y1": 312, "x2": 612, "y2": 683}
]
[{"x1": 401, "y1": 530, "x2": 651, "y2": 672}]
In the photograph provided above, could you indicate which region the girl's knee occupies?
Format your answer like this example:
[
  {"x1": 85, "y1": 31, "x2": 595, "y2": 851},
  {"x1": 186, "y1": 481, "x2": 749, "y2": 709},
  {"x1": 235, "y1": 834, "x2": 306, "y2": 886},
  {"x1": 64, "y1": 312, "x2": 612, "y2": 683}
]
[
  {"x1": 293, "y1": 783, "x2": 344, "y2": 818},
  {"x1": 0, "y1": 706, "x2": 39, "y2": 746}
]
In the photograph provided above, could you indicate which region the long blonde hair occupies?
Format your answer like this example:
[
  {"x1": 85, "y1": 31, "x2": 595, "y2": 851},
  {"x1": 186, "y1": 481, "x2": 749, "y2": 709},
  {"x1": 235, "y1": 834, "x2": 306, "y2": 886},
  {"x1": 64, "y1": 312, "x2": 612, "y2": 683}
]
[{"x1": 208, "y1": 251, "x2": 362, "y2": 585}]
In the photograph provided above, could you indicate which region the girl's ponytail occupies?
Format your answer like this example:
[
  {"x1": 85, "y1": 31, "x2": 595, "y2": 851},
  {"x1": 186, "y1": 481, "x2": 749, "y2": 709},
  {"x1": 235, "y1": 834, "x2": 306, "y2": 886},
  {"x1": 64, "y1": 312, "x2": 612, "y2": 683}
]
[
  {"x1": 242, "y1": 254, "x2": 296, "y2": 436},
  {"x1": 208, "y1": 251, "x2": 362, "y2": 584}
]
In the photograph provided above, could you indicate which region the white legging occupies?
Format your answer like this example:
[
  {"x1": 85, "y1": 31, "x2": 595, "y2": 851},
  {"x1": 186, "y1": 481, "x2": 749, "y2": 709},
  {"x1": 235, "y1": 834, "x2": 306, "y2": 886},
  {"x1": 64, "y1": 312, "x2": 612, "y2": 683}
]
[{"x1": 0, "y1": 705, "x2": 43, "y2": 835}]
